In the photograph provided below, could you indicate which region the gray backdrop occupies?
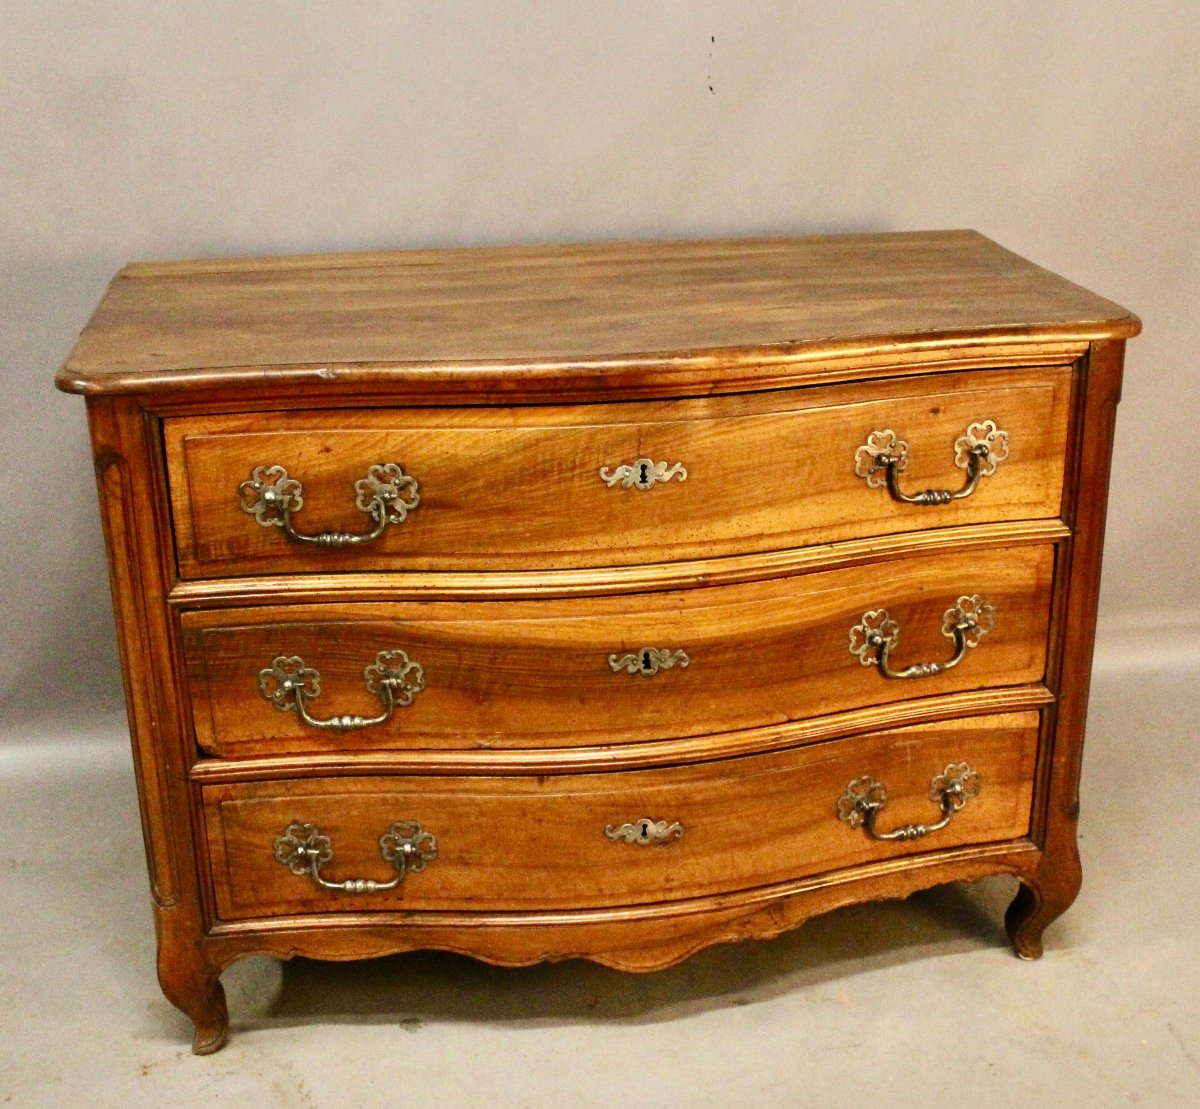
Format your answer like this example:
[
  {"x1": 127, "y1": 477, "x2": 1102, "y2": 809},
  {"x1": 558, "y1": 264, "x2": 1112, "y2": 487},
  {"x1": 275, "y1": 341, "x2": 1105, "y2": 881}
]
[{"x1": 3, "y1": 2, "x2": 1197, "y2": 731}]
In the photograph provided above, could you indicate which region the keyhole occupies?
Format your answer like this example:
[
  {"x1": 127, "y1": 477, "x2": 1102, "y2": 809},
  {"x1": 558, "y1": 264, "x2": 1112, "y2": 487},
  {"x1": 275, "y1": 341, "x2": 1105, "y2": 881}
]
[
  {"x1": 639, "y1": 820, "x2": 650, "y2": 837},
  {"x1": 638, "y1": 462, "x2": 650, "y2": 486},
  {"x1": 641, "y1": 650, "x2": 653, "y2": 672}
]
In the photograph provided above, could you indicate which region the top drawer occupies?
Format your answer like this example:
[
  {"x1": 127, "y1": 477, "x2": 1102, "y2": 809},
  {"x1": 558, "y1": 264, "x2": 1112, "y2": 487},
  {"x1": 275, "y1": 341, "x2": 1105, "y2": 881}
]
[{"x1": 165, "y1": 366, "x2": 1072, "y2": 580}]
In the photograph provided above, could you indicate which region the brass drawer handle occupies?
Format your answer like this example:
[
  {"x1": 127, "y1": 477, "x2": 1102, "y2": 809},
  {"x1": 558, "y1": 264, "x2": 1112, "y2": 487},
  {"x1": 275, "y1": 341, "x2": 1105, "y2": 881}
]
[
  {"x1": 837, "y1": 762, "x2": 981, "y2": 841},
  {"x1": 608, "y1": 647, "x2": 690, "y2": 676},
  {"x1": 854, "y1": 420, "x2": 1009, "y2": 505},
  {"x1": 239, "y1": 462, "x2": 419, "y2": 547},
  {"x1": 599, "y1": 458, "x2": 687, "y2": 490},
  {"x1": 257, "y1": 649, "x2": 425, "y2": 730},
  {"x1": 849, "y1": 595, "x2": 995, "y2": 679},
  {"x1": 605, "y1": 818, "x2": 684, "y2": 845},
  {"x1": 273, "y1": 820, "x2": 437, "y2": 893}
]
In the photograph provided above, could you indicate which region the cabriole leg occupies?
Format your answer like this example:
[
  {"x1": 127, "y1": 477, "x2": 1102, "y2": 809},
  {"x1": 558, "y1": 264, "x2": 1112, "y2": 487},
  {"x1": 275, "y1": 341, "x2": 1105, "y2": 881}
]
[
  {"x1": 157, "y1": 947, "x2": 229, "y2": 1054},
  {"x1": 1004, "y1": 859, "x2": 1081, "y2": 961}
]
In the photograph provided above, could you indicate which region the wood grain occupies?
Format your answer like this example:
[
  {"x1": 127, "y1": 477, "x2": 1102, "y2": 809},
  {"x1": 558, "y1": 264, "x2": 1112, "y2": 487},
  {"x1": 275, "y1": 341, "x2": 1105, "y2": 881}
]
[
  {"x1": 54, "y1": 231, "x2": 1137, "y2": 1052},
  {"x1": 201, "y1": 842, "x2": 1043, "y2": 974},
  {"x1": 85, "y1": 396, "x2": 229, "y2": 1053},
  {"x1": 1006, "y1": 339, "x2": 1128, "y2": 958},
  {"x1": 181, "y1": 544, "x2": 1055, "y2": 757},
  {"x1": 58, "y1": 232, "x2": 1138, "y2": 397},
  {"x1": 166, "y1": 366, "x2": 1072, "y2": 578},
  {"x1": 136, "y1": 340, "x2": 1094, "y2": 411},
  {"x1": 203, "y1": 711, "x2": 1040, "y2": 920},
  {"x1": 167, "y1": 518, "x2": 1071, "y2": 605},
  {"x1": 187, "y1": 686, "x2": 1055, "y2": 782}
]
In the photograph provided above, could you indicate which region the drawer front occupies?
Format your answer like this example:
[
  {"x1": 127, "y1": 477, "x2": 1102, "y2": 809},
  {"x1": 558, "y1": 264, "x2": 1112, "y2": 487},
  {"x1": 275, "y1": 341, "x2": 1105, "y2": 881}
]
[
  {"x1": 165, "y1": 367, "x2": 1072, "y2": 578},
  {"x1": 203, "y1": 711, "x2": 1040, "y2": 920},
  {"x1": 182, "y1": 545, "x2": 1054, "y2": 757}
]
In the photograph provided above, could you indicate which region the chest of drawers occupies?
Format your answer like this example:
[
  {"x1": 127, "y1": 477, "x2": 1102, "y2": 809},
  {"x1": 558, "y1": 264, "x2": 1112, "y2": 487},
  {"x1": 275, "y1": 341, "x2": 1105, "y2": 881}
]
[{"x1": 58, "y1": 231, "x2": 1138, "y2": 1053}]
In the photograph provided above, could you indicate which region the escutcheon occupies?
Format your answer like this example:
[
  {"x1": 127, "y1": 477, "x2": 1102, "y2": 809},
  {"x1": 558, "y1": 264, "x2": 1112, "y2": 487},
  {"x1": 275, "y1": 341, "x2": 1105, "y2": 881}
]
[
  {"x1": 608, "y1": 648, "x2": 690, "y2": 676},
  {"x1": 599, "y1": 458, "x2": 687, "y2": 490},
  {"x1": 604, "y1": 818, "x2": 685, "y2": 845}
]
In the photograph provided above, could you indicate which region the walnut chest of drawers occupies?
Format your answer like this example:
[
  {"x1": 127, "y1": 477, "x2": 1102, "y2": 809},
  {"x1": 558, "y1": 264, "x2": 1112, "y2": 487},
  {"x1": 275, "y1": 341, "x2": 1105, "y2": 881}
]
[{"x1": 58, "y1": 231, "x2": 1139, "y2": 1053}]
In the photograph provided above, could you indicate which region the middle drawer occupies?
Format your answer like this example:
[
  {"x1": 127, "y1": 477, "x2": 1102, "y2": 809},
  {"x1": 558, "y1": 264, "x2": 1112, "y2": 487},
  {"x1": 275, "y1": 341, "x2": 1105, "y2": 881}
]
[{"x1": 182, "y1": 545, "x2": 1054, "y2": 757}]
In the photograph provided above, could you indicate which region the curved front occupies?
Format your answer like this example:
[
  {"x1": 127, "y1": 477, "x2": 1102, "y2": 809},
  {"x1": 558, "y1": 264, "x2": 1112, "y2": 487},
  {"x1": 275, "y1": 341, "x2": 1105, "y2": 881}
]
[
  {"x1": 202, "y1": 711, "x2": 1039, "y2": 921},
  {"x1": 165, "y1": 366, "x2": 1071, "y2": 579},
  {"x1": 182, "y1": 544, "x2": 1054, "y2": 758}
]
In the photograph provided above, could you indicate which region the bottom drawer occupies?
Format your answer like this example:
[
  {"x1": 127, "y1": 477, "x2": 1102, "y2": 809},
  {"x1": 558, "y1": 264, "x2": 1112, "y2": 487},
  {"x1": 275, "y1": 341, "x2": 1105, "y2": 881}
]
[{"x1": 204, "y1": 711, "x2": 1039, "y2": 921}]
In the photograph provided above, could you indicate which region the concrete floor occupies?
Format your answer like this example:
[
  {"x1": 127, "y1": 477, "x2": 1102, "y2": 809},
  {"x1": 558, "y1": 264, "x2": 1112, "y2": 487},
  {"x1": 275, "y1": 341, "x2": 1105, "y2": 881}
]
[{"x1": 2, "y1": 648, "x2": 1197, "y2": 1108}]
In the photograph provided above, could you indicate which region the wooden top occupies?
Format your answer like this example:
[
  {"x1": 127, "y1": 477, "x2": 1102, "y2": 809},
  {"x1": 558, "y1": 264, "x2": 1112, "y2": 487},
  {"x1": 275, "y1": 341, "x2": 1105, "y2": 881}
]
[{"x1": 57, "y1": 230, "x2": 1139, "y2": 397}]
